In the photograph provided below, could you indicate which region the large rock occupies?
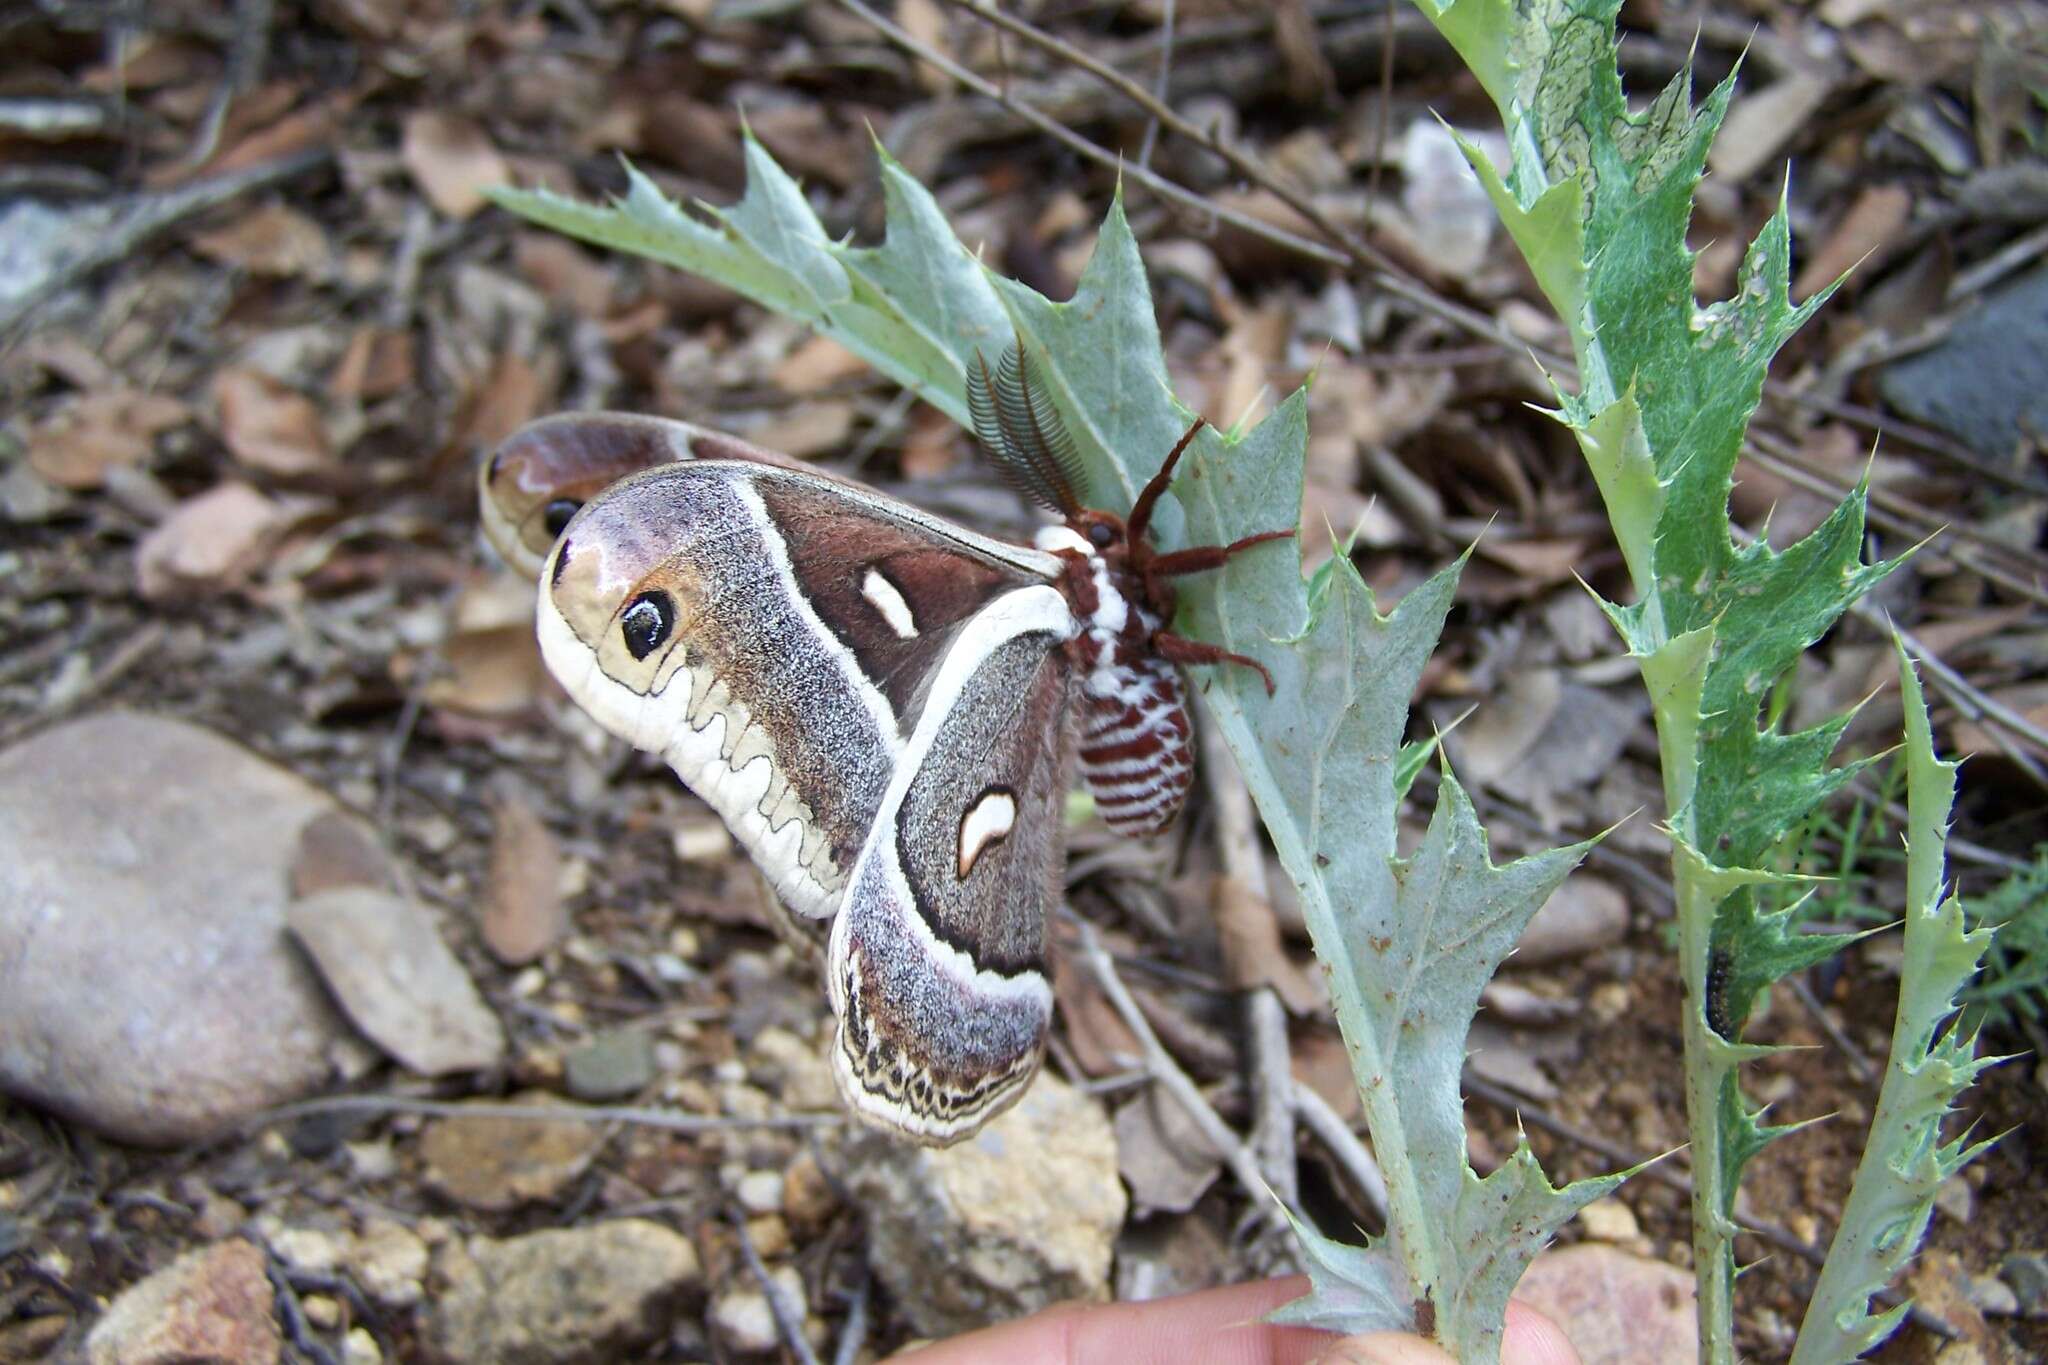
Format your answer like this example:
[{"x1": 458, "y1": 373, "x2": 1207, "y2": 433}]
[
  {"x1": 829, "y1": 1072, "x2": 1124, "y2": 1336},
  {"x1": 432, "y1": 1220, "x2": 701, "y2": 1364},
  {"x1": 1879, "y1": 267, "x2": 2048, "y2": 458},
  {"x1": 0, "y1": 711, "x2": 372, "y2": 1145},
  {"x1": 86, "y1": 1239, "x2": 281, "y2": 1365}
]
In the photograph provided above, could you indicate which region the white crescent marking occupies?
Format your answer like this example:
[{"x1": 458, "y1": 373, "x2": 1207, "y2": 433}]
[
  {"x1": 957, "y1": 790, "x2": 1018, "y2": 879},
  {"x1": 862, "y1": 567, "x2": 920, "y2": 640}
]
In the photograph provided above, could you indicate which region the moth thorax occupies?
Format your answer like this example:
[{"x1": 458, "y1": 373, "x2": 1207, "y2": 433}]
[{"x1": 1076, "y1": 652, "x2": 1194, "y2": 836}]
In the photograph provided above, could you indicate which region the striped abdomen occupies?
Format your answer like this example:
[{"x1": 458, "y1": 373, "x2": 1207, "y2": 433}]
[{"x1": 1076, "y1": 650, "x2": 1193, "y2": 836}]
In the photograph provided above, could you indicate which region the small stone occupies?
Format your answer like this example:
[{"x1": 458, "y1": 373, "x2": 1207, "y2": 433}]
[
  {"x1": 269, "y1": 1225, "x2": 347, "y2": 1274},
  {"x1": 351, "y1": 1218, "x2": 428, "y2": 1308},
  {"x1": 747, "y1": 1028, "x2": 840, "y2": 1112},
  {"x1": 734, "y1": 1170, "x2": 784, "y2": 1215},
  {"x1": 1515, "y1": 1245, "x2": 1696, "y2": 1365},
  {"x1": 827, "y1": 1071, "x2": 1123, "y2": 1336},
  {"x1": 712, "y1": 1267, "x2": 806, "y2": 1354},
  {"x1": 1998, "y1": 1251, "x2": 2048, "y2": 1316},
  {"x1": 1935, "y1": 1172, "x2": 1973, "y2": 1224},
  {"x1": 288, "y1": 887, "x2": 506, "y2": 1076},
  {"x1": 1965, "y1": 1274, "x2": 2019, "y2": 1316},
  {"x1": 1515, "y1": 874, "x2": 1630, "y2": 965},
  {"x1": 1879, "y1": 267, "x2": 2048, "y2": 457},
  {"x1": 301, "y1": 1295, "x2": 342, "y2": 1330},
  {"x1": 745, "y1": 1214, "x2": 790, "y2": 1259},
  {"x1": 433, "y1": 1220, "x2": 700, "y2": 1365},
  {"x1": 86, "y1": 1239, "x2": 281, "y2": 1365},
  {"x1": 341, "y1": 1327, "x2": 382, "y2": 1365},
  {"x1": 1576, "y1": 1197, "x2": 1640, "y2": 1243},
  {"x1": 418, "y1": 1092, "x2": 606, "y2": 1211},
  {"x1": 563, "y1": 1030, "x2": 656, "y2": 1101},
  {"x1": 0, "y1": 713, "x2": 360, "y2": 1144}
]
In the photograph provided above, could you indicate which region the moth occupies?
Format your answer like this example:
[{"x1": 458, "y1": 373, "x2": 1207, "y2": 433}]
[{"x1": 481, "y1": 342, "x2": 1290, "y2": 1143}]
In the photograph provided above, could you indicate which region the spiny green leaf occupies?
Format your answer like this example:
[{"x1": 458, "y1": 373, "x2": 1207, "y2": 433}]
[{"x1": 1789, "y1": 644, "x2": 2003, "y2": 1364}]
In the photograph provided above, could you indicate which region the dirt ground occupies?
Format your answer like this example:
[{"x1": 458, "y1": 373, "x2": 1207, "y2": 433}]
[{"x1": 3, "y1": 1, "x2": 2046, "y2": 1362}]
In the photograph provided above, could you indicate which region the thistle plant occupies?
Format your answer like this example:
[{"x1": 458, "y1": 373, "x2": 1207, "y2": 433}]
[
  {"x1": 487, "y1": 2, "x2": 1997, "y2": 1357},
  {"x1": 1400, "y1": 1, "x2": 2001, "y2": 1359}
]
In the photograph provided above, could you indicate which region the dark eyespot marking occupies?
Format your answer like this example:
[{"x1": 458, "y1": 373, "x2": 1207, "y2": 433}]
[
  {"x1": 1088, "y1": 523, "x2": 1115, "y2": 549},
  {"x1": 551, "y1": 539, "x2": 573, "y2": 589},
  {"x1": 542, "y1": 498, "x2": 581, "y2": 537},
  {"x1": 620, "y1": 590, "x2": 676, "y2": 661}
]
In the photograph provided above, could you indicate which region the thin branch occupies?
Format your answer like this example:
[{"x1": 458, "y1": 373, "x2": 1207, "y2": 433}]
[
  {"x1": 1068, "y1": 916, "x2": 1298, "y2": 1232},
  {"x1": 1198, "y1": 707, "x2": 1299, "y2": 1207},
  {"x1": 238, "y1": 1093, "x2": 844, "y2": 1136},
  {"x1": 1292, "y1": 1084, "x2": 1389, "y2": 1219},
  {"x1": 730, "y1": 1205, "x2": 822, "y2": 1365}
]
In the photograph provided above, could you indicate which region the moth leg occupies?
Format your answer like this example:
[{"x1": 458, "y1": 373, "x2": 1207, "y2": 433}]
[
  {"x1": 1152, "y1": 630, "x2": 1276, "y2": 696},
  {"x1": 1126, "y1": 416, "x2": 1209, "y2": 543},
  {"x1": 1147, "y1": 528, "x2": 1295, "y2": 578}
]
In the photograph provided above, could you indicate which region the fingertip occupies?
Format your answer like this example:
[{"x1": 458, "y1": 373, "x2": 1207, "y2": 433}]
[{"x1": 1504, "y1": 1299, "x2": 1582, "y2": 1365}]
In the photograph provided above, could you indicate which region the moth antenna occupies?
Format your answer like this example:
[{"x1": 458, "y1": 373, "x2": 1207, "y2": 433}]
[
  {"x1": 1127, "y1": 415, "x2": 1206, "y2": 545},
  {"x1": 966, "y1": 341, "x2": 1086, "y2": 515}
]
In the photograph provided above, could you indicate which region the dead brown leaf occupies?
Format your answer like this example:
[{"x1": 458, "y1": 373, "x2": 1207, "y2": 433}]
[
  {"x1": 213, "y1": 368, "x2": 330, "y2": 474},
  {"x1": 330, "y1": 327, "x2": 416, "y2": 401},
  {"x1": 773, "y1": 335, "x2": 869, "y2": 395},
  {"x1": 27, "y1": 391, "x2": 190, "y2": 490},
  {"x1": 457, "y1": 353, "x2": 552, "y2": 454},
  {"x1": 134, "y1": 483, "x2": 291, "y2": 599},
  {"x1": 1050, "y1": 945, "x2": 1142, "y2": 1078},
  {"x1": 291, "y1": 810, "x2": 402, "y2": 900},
  {"x1": 1708, "y1": 71, "x2": 1837, "y2": 185},
  {"x1": 190, "y1": 201, "x2": 332, "y2": 278},
  {"x1": 1794, "y1": 184, "x2": 1913, "y2": 299},
  {"x1": 898, "y1": 404, "x2": 963, "y2": 480},
  {"x1": 750, "y1": 402, "x2": 856, "y2": 459},
  {"x1": 482, "y1": 789, "x2": 566, "y2": 965},
  {"x1": 1114, "y1": 1088, "x2": 1226, "y2": 1215},
  {"x1": 513, "y1": 234, "x2": 614, "y2": 318},
  {"x1": 402, "y1": 110, "x2": 510, "y2": 219},
  {"x1": 1211, "y1": 875, "x2": 1324, "y2": 1014}
]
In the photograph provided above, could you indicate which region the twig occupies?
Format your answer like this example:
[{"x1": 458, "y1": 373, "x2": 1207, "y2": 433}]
[
  {"x1": 237, "y1": 1094, "x2": 843, "y2": 1136},
  {"x1": 1784, "y1": 975, "x2": 1877, "y2": 1085},
  {"x1": 0, "y1": 148, "x2": 327, "y2": 335},
  {"x1": 1291, "y1": 1084, "x2": 1388, "y2": 1219},
  {"x1": 730, "y1": 1205, "x2": 822, "y2": 1365},
  {"x1": 1197, "y1": 708, "x2": 1299, "y2": 1207},
  {"x1": 166, "y1": 0, "x2": 274, "y2": 173},
  {"x1": 1894, "y1": 619, "x2": 2048, "y2": 770},
  {"x1": 945, "y1": 0, "x2": 1407, "y2": 283},
  {"x1": 1068, "y1": 916, "x2": 1298, "y2": 1231},
  {"x1": 1135, "y1": 0, "x2": 1174, "y2": 171},
  {"x1": 832, "y1": 1265, "x2": 871, "y2": 1365}
]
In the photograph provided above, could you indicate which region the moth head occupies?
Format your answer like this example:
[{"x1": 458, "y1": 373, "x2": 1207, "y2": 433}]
[
  {"x1": 539, "y1": 474, "x2": 703, "y2": 698},
  {"x1": 480, "y1": 416, "x2": 680, "y2": 578}
]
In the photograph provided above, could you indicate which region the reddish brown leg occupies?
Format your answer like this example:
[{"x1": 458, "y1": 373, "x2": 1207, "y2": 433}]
[
  {"x1": 1148, "y1": 528, "x2": 1296, "y2": 578},
  {"x1": 1126, "y1": 416, "x2": 1209, "y2": 544},
  {"x1": 1153, "y1": 630, "x2": 1276, "y2": 696}
]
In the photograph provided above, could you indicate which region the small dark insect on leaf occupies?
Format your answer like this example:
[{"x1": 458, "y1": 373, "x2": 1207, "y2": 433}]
[
  {"x1": 1413, "y1": 1293, "x2": 1436, "y2": 1337},
  {"x1": 1705, "y1": 947, "x2": 1736, "y2": 1038}
]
